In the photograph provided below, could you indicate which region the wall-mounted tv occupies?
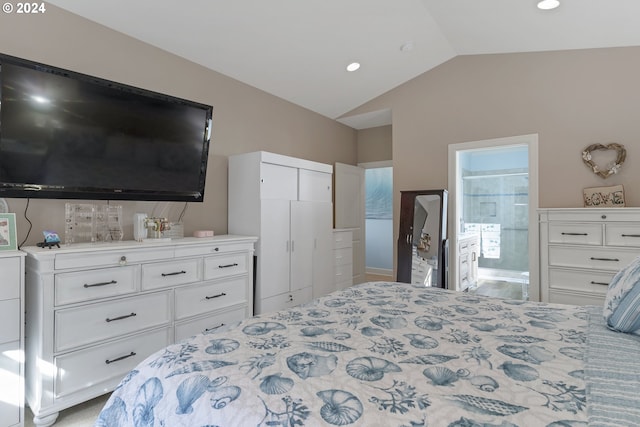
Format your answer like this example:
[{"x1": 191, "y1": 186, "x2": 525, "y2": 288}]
[{"x1": 0, "y1": 53, "x2": 213, "y2": 202}]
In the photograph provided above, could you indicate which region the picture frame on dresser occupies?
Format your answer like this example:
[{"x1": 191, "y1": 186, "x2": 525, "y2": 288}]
[{"x1": 0, "y1": 213, "x2": 17, "y2": 251}]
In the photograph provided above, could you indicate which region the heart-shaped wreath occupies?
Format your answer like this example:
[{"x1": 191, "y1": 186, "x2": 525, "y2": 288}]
[{"x1": 582, "y1": 143, "x2": 626, "y2": 179}]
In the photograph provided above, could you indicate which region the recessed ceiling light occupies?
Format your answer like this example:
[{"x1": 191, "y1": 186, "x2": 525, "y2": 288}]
[
  {"x1": 400, "y1": 42, "x2": 414, "y2": 52},
  {"x1": 537, "y1": 0, "x2": 560, "y2": 10},
  {"x1": 346, "y1": 62, "x2": 360, "y2": 72}
]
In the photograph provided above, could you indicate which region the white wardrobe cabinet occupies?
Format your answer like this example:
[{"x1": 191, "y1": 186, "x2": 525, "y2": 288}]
[{"x1": 229, "y1": 151, "x2": 333, "y2": 314}]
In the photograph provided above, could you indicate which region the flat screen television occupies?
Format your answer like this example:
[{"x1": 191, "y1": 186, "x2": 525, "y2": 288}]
[{"x1": 0, "y1": 53, "x2": 213, "y2": 202}]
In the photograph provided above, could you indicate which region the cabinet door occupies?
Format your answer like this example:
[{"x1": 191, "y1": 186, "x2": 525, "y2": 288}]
[
  {"x1": 0, "y1": 341, "x2": 20, "y2": 426},
  {"x1": 290, "y1": 201, "x2": 315, "y2": 292},
  {"x1": 260, "y1": 199, "x2": 291, "y2": 299},
  {"x1": 311, "y1": 201, "x2": 334, "y2": 298},
  {"x1": 261, "y1": 163, "x2": 297, "y2": 200},
  {"x1": 299, "y1": 169, "x2": 332, "y2": 202}
]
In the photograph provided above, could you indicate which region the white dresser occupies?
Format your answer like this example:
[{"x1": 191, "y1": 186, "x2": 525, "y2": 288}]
[
  {"x1": 0, "y1": 251, "x2": 26, "y2": 427},
  {"x1": 22, "y1": 236, "x2": 256, "y2": 427},
  {"x1": 539, "y1": 208, "x2": 640, "y2": 306},
  {"x1": 333, "y1": 229, "x2": 353, "y2": 290}
]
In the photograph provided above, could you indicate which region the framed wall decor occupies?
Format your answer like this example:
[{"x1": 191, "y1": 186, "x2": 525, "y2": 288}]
[
  {"x1": 583, "y1": 185, "x2": 625, "y2": 207},
  {"x1": 0, "y1": 212, "x2": 17, "y2": 251}
]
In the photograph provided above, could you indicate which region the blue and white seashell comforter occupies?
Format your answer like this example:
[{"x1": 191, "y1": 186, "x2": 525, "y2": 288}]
[{"x1": 96, "y1": 282, "x2": 591, "y2": 426}]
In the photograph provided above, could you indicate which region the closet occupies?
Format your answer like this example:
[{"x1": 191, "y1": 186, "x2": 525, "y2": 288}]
[
  {"x1": 397, "y1": 189, "x2": 448, "y2": 287},
  {"x1": 228, "y1": 151, "x2": 333, "y2": 314}
]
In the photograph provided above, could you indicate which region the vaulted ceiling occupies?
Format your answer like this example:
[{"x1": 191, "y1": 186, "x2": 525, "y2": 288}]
[{"x1": 48, "y1": 0, "x2": 640, "y2": 128}]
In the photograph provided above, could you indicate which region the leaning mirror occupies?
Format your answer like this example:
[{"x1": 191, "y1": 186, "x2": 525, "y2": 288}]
[{"x1": 397, "y1": 189, "x2": 448, "y2": 287}]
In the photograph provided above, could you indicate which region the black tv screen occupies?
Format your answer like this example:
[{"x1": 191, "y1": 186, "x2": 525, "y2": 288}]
[{"x1": 0, "y1": 53, "x2": 213, "y2": 202}]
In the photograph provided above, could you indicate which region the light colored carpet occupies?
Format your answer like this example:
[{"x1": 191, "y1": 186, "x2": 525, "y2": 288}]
[
  {"x1": 470, "y1": 279, "x2": 524, "y2": 300},
  {"x1": 25, "y1": 394, "x2": 110, "y2": 427}
]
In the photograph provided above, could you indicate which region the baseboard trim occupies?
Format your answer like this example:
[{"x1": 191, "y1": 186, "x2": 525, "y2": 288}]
[{"x1": 365, "y1": 267, "x2": 393, "y2": 277}]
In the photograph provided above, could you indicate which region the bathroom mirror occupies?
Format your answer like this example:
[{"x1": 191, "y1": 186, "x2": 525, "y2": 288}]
[{"x1": 397, "y1": 189, "x2": 448, "y2": 287}]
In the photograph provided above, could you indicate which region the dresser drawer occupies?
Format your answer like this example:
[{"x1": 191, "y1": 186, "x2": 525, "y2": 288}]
[
  {"x1": 334, "y1": 263, "x2": 352, "y2": 284},
  {"x1": 333, "y1": 230, "x2": 352, "y2": 249},
  {"x1": 55, "y1": 291, "x2": 171, "y2": 352},
  {"x1": 175, "y1": 242, "x2": 254, "y2": 258},
  {"x1": 548, "y1": 268, "x2": 612, "y2": 296},
  {"x1": 55, "y1": 265, "x2": 138, "y2": 306},
  {"x1": 545, "y1": 210, "x2": 639, "y2": 222},
  {"x1": 548, "y1": 290, "x2": 605, "y2": 306},
  {"x1": 0, "y1": 299, "x2": 19, "y2": 344},
  {"x1": 548, "y1": 246, "x2": 638, "y2": 271},
  {"x1": 54, "y1": 247, "x2": 174, "y2": 270},
  {"x1": 605, "y1": 223, "x2": 640, "y2": 247},
  {"x1": 203, "y1": 253, "x2": 248, "y2": 280},
  {"x1": 175, "y1": 306, "x2": 247, "y2": 341},
  {"x1": 0, "y1": 257, "x2": 20, "y2": 300},
  {"x1": 333, "y1": 247, "x2": 353, "y2": 266},
  {"x1": 260, "y1": 286, "x2": 313, "y2": 313},
  {"x1": 54, "y1": 327, "x2": 171, "y2": 398},
  {"x1": 141, "y1": 258, "x2": 201, "y2": 290},
  {"x1": 547, "y1": 223, "x2": 603, "y2": 245},
  {"x1": 175, "y1": 277, "x2": 248, "y2": 321}
]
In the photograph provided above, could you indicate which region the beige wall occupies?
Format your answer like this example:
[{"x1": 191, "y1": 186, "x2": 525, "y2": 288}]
[
  {"x1": 0, "y1": 6, "x2": 357, "y2": 246},
  {"x1": 344, "y1": 47, "x2": 640, "y2": 272},
  {"x1": 357, "y1": 125, "x2": 392, "y2": 163},
  {"x1": 347, "y1": 47, "x2": 640, "y2": 207}
]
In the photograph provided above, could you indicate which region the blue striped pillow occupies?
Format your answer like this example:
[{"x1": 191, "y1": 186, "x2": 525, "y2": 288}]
[{"x1": 604, "y1": 256, "x2": 640, "y2": 335}]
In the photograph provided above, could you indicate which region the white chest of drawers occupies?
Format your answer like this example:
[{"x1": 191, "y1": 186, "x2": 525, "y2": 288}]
[
  {"x1": 0, "y1": 251, "x2": 26, "y2": 427},
  {"x1": 539, "y1": 208, "x2": 640, "y2": 306},
  {"x1": 22, "y1": 236, "x2": 256, "y2": 427},
  {"x1": 333, "y1": 229, "x2": 353, "y2": 290}
]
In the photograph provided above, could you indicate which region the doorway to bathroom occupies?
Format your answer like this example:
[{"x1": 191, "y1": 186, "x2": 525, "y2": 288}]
[{"x1": 448, "y1": 134, "x2": 539, "y2": 301}]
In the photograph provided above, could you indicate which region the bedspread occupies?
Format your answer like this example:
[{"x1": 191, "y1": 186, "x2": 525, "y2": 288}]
[{"x1": 95, "y1": 282, "x2": 589, "y2": 426}]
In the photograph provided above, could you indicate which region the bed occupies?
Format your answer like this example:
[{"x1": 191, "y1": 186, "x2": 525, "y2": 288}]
[{"x1": 94, "y1": 281, "x2": 640, "y2": 426}]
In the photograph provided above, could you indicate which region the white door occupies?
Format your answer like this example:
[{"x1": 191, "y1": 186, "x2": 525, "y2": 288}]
[
  {"x1": 260, "y1": 199, "x2": 291, "y2": 299},
  {"x1": 299, "y1": 169, "x2": 332, "y2": 202},
  {"x1": 290, "y1": 201, "x2": 314, "y2": 292},
  {"x1": 311, "y1": 201, "x2": 334, "y2": 298},
  {"x1": 334, "y1": 163, "x2": 365, "y2": 284},
  {"x1": 261, "y1": 162, "x2": 297, "y2": 200}
]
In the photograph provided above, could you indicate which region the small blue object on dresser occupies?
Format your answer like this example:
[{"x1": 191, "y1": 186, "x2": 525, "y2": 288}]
[
  {"x1": 603, "y1": 255, "x2": 640, "y2": 335},
  {"x1": 36, "y1": 230, "x2": 61, "y2": 249}
]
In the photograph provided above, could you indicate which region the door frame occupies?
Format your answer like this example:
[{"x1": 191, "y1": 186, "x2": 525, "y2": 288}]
[
  {"x1": 359, "y1": 160, "x2": 393, "y2": 279},
  {"x1": 447, "y1": 134, "x2": 539, "y2": 301}
]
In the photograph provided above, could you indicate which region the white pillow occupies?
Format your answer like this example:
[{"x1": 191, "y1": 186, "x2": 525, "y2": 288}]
[{"x1": 603, "y1": 256, "x2": 640, "y2": 335}]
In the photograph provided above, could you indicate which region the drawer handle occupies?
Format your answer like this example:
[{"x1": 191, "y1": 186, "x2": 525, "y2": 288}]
[
  {"x1": 218, "y1": 263, "x2": 239, "y2": 269},
  {"x1": 590, "y1": 281, "x2": 610, "y2": 286},
  {"x1": 105, "y1": 352, "x2": 136, "y2": 365},
  {"x1": 561, "y1": 232, "x2": 588, "y2": 236},
  {"x1": 590, "y1": 257, "x2": 620, "y2": 262},
  {"x1": 621, "y1": 234, "x2": 640, "y2": 238},
  {"x1": 205, "y1": 292, "x2": 227, "y2": 300},
  {"x1": 161, "y1": 270, "x2": 187, "y2": 277},
  {"x1": 84, "y1": 280, "x2": 117, "y2": 288},
  {"x1": 106, "y1": 312, "x2": 137, "y2": 322},
  {"x1": 205, "y1": 323, "x2": 225, "y2": 332}
]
